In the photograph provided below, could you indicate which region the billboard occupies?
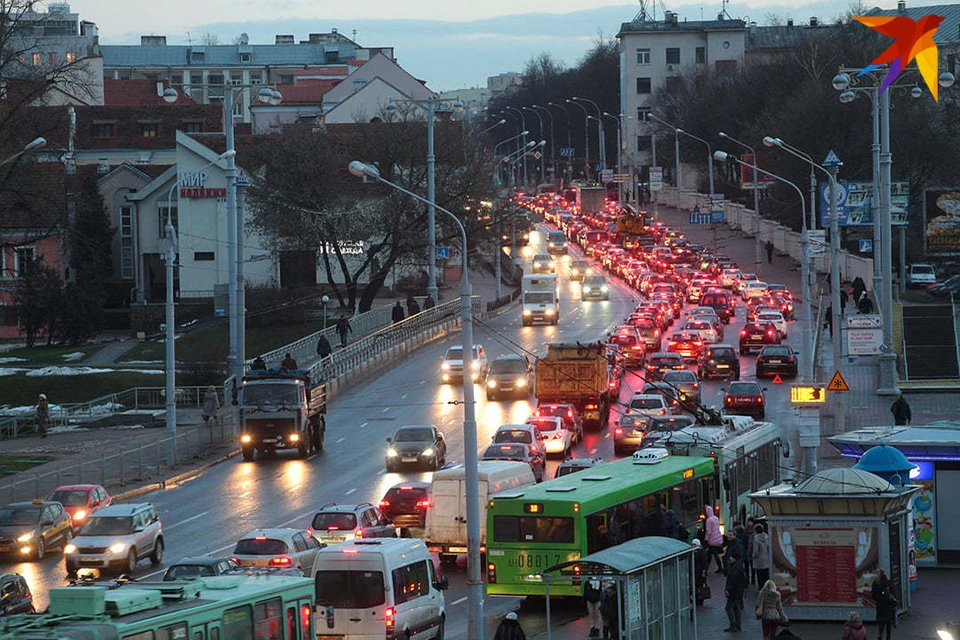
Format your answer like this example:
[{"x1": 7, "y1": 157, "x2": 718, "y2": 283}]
[
  {"x1": 739, "y1": 154, "x2": 777, "y2": 190},
  {"x1": 924, "y1": 188, "x2": 960, "y2": 255},
  {"x1": 818, "y1": 181, "x2": 910, "y2": 227}
]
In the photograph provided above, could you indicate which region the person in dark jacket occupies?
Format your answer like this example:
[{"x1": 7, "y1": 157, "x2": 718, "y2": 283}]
[
  {"x1": 723, "y1": 552, "x2": 748, "y2": 632},
  {"x1": 493, "y1": 612, "x2": 526, "y2": 640},
  {"x1": 598, "y1": 524, "x2": 618, "y2": 549},
  {"x1": 391, "y1": 301, "x2": 405, "y2": 324},
  {"x1": 734, "y1": 521, "x2": 750, "y2": 585},
  {"x1": 600, "y1": 584, "x2": 619, "y2": 640},
  {"x1": 859, "y1": 294, "x2": 874, "y2": 314},
  {"x1": 692, "y1": 539, "x2": 709, "y2": 605},
  {"x1": 663, "y1": 509, "x2": 683, "y2": 540},
  {"x1": 250, "y1": 356, "x2": 266, "y2": 370},
  {"x1": 872, "y1": 569, "x2": 896, "y2": 640},
  {"x1": 723, "y1": 530, "x2": 745, "y2": 573},
  {"x1": 766, "y1": 241, "x2": 775, "y2": 264},
  {"x1": 424, "y1": 294, "x2": 436, "y2": 310},
  {"x1": 316, "y1": 335, "x2": 332, "y2": 359},
  {"x1": 335, "y1": 316, "x2": 353, "y2": 347},
  {"x1": 890, "y1": 394, "x2": 911, "y2": 425},
  {"x1": 281, "y1": 353, "x2": 298, "y2": 370},
  {"x1": 406, "y1": 294, "x2": 421, "y2": 315},
  {"x1": 583, "y1": 577, "x2": 603, "y2": 637}
]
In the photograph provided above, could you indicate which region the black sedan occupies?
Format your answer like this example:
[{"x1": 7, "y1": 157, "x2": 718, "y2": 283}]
[
  {"x1": 756, "y1": 345, "x2": 798, "y2": 379},
  {"x1": 722, "y1": 381, "x2": 767, "y2": 419},
  {"x1": 481, "y1": 443, "x2": 545, "y2": 482},
  {"x1": 739, "y1": 322, "x2": 781, "y2": 355},
  {"x1": 385, "y1": 425, "x2": 447, "y2": 471},
  {"x1": 379, "y1": 482, "x2": 431, "y2": 531}
]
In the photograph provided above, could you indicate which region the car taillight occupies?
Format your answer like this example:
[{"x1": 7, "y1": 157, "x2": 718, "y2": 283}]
[
  {"x1": 609, "y1": 380, "x2": 617, "y2": 388},
  {"x1": 756, "y1": 397, "x2": 764, "y2": 403},
  {"x1": 655, "y1": 329, "x2": 660, "y2": 336},
  {"x1": 355, "y1": 528, "x2": 364, "y2": 538},
  {"x1": 615, "y1": 428, "x2": 623, "y2": 435},
  {"x1": 767, "y1": 330, "x2": 775, "y2": 337},
  {"x1": 488, "y1": 563, "x2": 497, "y2": 583},
  {"x1": 787, "y1": 357, "x2": 795, "y2": 363},
  {"x1": 725, "y1": 397, "x2": 733, "y2": 403},
  {"x1": 417, "y1": 499, "x2": 431, "y2": 509},
  {"x1": 379, "y1": 500, "x2": 390, "y2": 508},
  {"x1": 268, "y1": 556, "x2": 293, "y2": 567},
  {"x1": 740, "y1": 330, "x2": 748, "y2": 337},
  {"x1": 567, "y1": 410, "x2": 574, "y2": 418},
  {"x1": 385, "y1": 607, "x2": 395, "y2": 634},
  {"x1": 585, "y1": 403, "x2": 598, "y2": 410},
  {"x1": 692, "y1": 384, "x2": 699, "y2": 389}
]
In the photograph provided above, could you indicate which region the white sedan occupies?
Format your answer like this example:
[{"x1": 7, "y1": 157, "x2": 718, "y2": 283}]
[
  {"x1": 525, "y1": 416, "x2": 570, "y2": 457},
  {"x1": 625, "y1": 394, "x2": 671, "y2": 417},
  {"x1": 756, "y1": 310, "x2": 788, "y2": 338},
  {"x1": 683, "y1": 319, "x2": 719, "y2": 343},
  {"x1": 231, "y1": 528, "x2": 322, "y2": 572}
]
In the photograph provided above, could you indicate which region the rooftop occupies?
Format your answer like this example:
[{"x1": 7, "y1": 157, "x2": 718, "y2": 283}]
[
  {"x1": 866, "y1": 3, "x2": 960, "y2": 46},
  {"x1": 101, "y1": 42, "x2": 359, "y2": 69},
  {"x1": 618, "y1": 16, "x2": 746, "y2": 37}
]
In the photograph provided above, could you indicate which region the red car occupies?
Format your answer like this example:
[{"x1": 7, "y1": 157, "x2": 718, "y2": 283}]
[
  {"x1": 667, "y1": 332, "x2": 704, "y2": 362},
  {"x1": 722, "y1": 381, "x2": 767, "y2": 419},
  {"x1": 47, "y1": 484, "x2": 112, "y2": 532}
]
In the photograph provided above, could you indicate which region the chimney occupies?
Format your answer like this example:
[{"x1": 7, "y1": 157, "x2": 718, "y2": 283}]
[
  {"x1": 897, "y1": 0, "x2": 906, "y2": 12},
  {"x1": 275, "y1": 34, "x2": 294, "y2": 44},
  {"x1": 809, "y1": 16, "x2": 819, "y2": 26},
  {"x1": 141, "y1": 35, "x2": 166, "y2": 46},
  {"x1": 787, "y1": 18, "x2": 794, "y2": 26}
]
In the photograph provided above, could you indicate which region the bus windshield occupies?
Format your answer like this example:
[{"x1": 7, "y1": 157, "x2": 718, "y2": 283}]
[
  {"x1": 314, "y1": 570, "x2": 385, "y2": 608},
  {"x1": 493, "y1": 515, "x2": 574, "y2": 543}
]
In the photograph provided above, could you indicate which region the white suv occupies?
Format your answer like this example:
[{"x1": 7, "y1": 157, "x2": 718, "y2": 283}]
[
  {"x1": 64, "y1": 503, "x2": 163, "y2": 576},
  {"x1": 907, "y1": 264, "x2": 937, "y2": 288}
]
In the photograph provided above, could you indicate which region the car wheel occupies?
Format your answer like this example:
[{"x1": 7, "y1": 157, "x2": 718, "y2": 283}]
[
  {"x1": 150, "y1": 538, "x2": 164, "y2": 565},
  {"x1": 241, "y1": 447, "x2": 254, "y2": 461},
  {"x1": 126, "y1": 549, "x2": 138, "y2": 574},
  {"x1": 34, "y1": 536, "x2": 45, "y2": 560},
  {"x1": 435, "y1": 616, "x2": 445, "y2": 640},
  {"x1": 65, "y1": 564, "x2": 78, "y2": 579},
  {"x1": 734, "y1": 369, "x2": 741, "y2": 381}
]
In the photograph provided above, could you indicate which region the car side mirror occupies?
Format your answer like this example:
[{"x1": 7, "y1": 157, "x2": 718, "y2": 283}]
[
  {"x1": 435, "y1": 575, "x2": 450, "y2": 590},
  {"x1": 762, "y1": 388, "x2": 768, "y2": 392},
  {"x1": 91, "y1": 500, "x2": 100, "y2": 507},
  {"x1": 135, "y1": 526, "x2": 145, "y2": 533},
  {"x1": 386, "y1": 437, "x2": 392, "y2": 444}
]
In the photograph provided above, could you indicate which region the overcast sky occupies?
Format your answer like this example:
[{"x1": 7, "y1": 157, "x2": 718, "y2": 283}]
[{"x1": 78, "y1": 0, "x2": 948, "y2": 90}]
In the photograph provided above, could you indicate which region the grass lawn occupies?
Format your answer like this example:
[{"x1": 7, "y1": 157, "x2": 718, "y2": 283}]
[
  {"x1": 118, "y1": 319, "x2": 330, "y2": 363},
  {"x1": 0, "y1": 343, "x2": 106, "y2": 366},
  {"x1": 1, "y1": 372, "x2": 167, "y2": 409},
  {"x1": 0, "y1": 456, "x2": 54, "y2": 476}
]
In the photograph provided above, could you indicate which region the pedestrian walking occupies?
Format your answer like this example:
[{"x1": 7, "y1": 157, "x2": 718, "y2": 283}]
[
  {"x1": 406, "y1": 294, "x2": 420, "y2": 315},
  {"x1": 391, "y1": 300, "x2": 405, "y2": 324},
  {"x1": 890, "y1": 393, "x2": 912, "y2": 426},
  {"x1": 316, "y1": 335, "x2": 332, "y2": 359},
  {"x1": 858, "y1": 294, "x2": 874, "y2": 314},
  {"x1": 600, "y1": 584, "x2": 620, "y2": 640},
  {"x1": 281, "y1": 353, "x2": 298, "y2": 370},
  {"x1": 201, "y1": 386, "x2": 220, "y2": 427},
  {"x1": 36, "y1": 394, "x2": 49, "y2": 438},
  {"x1": 840, "y1": 287, "x2": 849, "y2": 315},
  {"x1": 692, "y1": 539, "x2": 710, "y2": 605},
  {"x1": 723, "y1": 530, "x2": 745, "y2": 573},
  {"x1": 751, "y1": 523, "x2": 771, "y2": 587},
  {"x1": 843, "y1": 611, "x2": 868, "y2": 640},
  {"x1": 826, "y1": 305, "x2": 834, "y2": 336},
  {"x1": 766, "y1": 241, "x2": 775, "y2": 264},
  {"x1": 493, "y1": 612, "x2": 526, "y2": 640},
  {"x1": 704, "y1": 506, "x2": 724, "y2": 573},
  {"x1": 583, "y1": 577, "x2": 603, "y2": 637},
  {"x1": 871, "y1": 569, "x2": 897, "y2": 640},
  {"x1": 723, "y1": 551, "x2": 748, "y2": 632},
  {"x1": 335, "y1": 316, "x2": 353, "y2": 347},
  {"x1": 250, "y1": 355, "x2": 266, "y2": 370},
  {"x1": 424, "y1": 294, "x2": 436, "y2": 310},
  {"x1": 755, "y1": 579, "x2": 788, "y2": 639},
  {"x1": 735, "y1": 521, "x2": 750, "y2": 581}
]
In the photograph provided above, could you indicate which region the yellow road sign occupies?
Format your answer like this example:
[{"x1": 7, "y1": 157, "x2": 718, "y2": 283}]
[
  {"x1": 790, "y1": 386, "x2": 826, "y2": 404},
  {"x1": 827, "y1": 370, "x2": 851, "y2": 392}
]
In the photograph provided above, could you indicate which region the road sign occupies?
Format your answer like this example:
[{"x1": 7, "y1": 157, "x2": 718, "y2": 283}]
[
  {"x1": 845, "y1": 314, "x2": 881, "y2": 329},
  {"x1": 790, "y1": 386, "x2": 826, "y2": 403},
  {"x1": 559, "y1": 147, "x2": 575, "y2": 157},
  {"x1": 533, "y1": 151, "x2": 542, "y2": 160},
  {"x1": 689, "y1": 212, "x2": 712, "y2": 225},
  {"x1": 650, "y1": 167, "x2": 663, "y2": 192},
  {"x1": 437, "y1": 246, "x2": 450, "y2": 260},
  {"x1": 827, "y1": 370, "x2": 850, "y2": 392},
  {"x1": 710, "y1": 210, "x2": 725, "y2": 223},
  {"x1": 601, "y1": 169, "x2": 614, "y2": 183},
  {"x1": 613, "y1": 173, "x2": 631, "y2": 183},
  {"x1": 772, "y1": 374, "x2": 783, "y2": 385},
  {"x1": 859, "y1": 239, "x2": 873, "y2": 253},
  {"x1": 823, "y1": 149, "x2": 843, "y2": 167}
]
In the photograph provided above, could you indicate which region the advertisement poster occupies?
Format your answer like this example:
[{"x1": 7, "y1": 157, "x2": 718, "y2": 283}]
[
  {"x1": 924, "y1": 188, "x2": 960, "y2": 255},
  {"x1": 772, "y1": 526, "x2": 880, "y2": 606},
  {"x1": 739, "y1": 154, "x2": 777, "y2": 190},
  {"x1": 819, "y1": 181, "x2": 910, "y2": 227},
  {"x1": 911, "y1": 479, "x2": 937, "y2": 563}
]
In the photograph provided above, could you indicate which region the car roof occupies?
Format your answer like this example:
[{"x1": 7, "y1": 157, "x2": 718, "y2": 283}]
[
  {"x1": 385, "y1": 481, "x2": 430, "y2": 491},
  {"x1": 168, "y1": 556, "x2": 231, "y2": 567},
  {"x1": 85, "y1": 503, "x2": 150, "y2": 516},
  {"x1": 492, "y1": 354, "x2": 526, "y2": 362},
  {"x1": 240, "y1": 528, "x2": 304, "y2": 540},
  {"x1": 315, "y1": 503, "x2": 372, "y2": 513},
  {"x1": 4, "y1": 501, "x2": 48, "y2": 509},
  {"x1": 631, "y1": 394, "x2": 666, "y2": 401},
  {"x1": 650, "y1": 352, "x2": 682, "y2": 359},
  {"x1": 396, "y1": 424, "x2": 436, "y2": 432},
  {"x1": 51, "y1": 484, "x2": 101, "y2": 491}
]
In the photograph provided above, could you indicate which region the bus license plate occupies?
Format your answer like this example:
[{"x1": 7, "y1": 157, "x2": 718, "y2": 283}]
[{"x1": 507, "y1": 552, "x2": 563, "y2": 570}]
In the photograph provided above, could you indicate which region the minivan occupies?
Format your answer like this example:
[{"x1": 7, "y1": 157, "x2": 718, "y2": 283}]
[{"x1": 312, "y1": 538, "x2": 447, "y2": 640}]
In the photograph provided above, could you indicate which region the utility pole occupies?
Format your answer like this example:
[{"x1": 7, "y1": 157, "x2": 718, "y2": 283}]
[{"x1": 828, "y1": 160, "x2": 844, "y2": 434}]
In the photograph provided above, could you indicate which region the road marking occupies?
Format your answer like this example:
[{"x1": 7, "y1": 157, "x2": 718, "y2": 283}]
[
  {"x1": 360, "y1": 421, "x2": 369, "y2": 429},
  {"x1": 238, "y1": 491, "x2": 251, "y2": 498},
  {"x1": 381, "y1": 407, "x2": 390, "y2": 413},
  {"x1": 337, "y1": 437, "x2": 346, "y2": 443},
  {"x1": 346, "y1": 488, "x2": 356, "y2": 495},
  {"x1": 165, "y1": 511, "x2": 209, "y2": 531},
  {"x1": 401, "y1": 393, "x2": 408, "y2": 399},
  {"x1": 451, "y1": 596, "x2": 467, "y2": 605}
]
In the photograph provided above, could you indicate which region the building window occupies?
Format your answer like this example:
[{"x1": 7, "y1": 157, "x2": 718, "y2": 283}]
[
  {"x1": 715, "y1": 60, "x2": 737, "y2": 74},
  {"x1": 190, "y1": 74, "x2": 203, "y2": 88},
  {"x1": 947, "y1": 53, "x2": 957, "y2": 74},
  {"x1": 182, "y1": 120, "x2": 203, "y2": 134},
  {"x1": 230, "y1": 72, "x2": 243, "y2": 85},
  {"x1": 159, "y1": 205, "x2": 178, "y2": 238},
  {"x1": 239, "y1": 52, "x2": 251, "y2": 63},
  {"x1": 637, "y1": 108, "x2": 652, "y2": 122},
  {"x1": 695, "y1": 47, "x2": 706, "y2": 64},
  {"x1": 31, "y1": 52, "x2": 42, "y2": 66},
  {"x1": 207, "y1": 74, "x2": 224, "y2": 86},
  {"x1": 665, "y1": 77, "x2": 683, "y2": 95},
  {"x1": 194, "y1": 251, "x2": 215, "y2": 261},
  {"x1": 94, "y1": 121, "x2": 117, "y2": 139},
  {"x1": 65, "y1": 51, "x2": 76, "y2": 64},
  {"x1": 280, "y1": 75, "x2": 293, "y2": 84},
  {"x1": 636, "y1": 77, "x2": 651, "y2": 94},
  {"x1": 14, "y1": 246, "x2": 36, "y2": 277},
  {"x1": 48, "y1": 53, "x2": 58, "y2": 67},
  {"x1": 665, "y1": 48, "x2": 680, "y2": 65},
  {"x1": 637, "y1": 135, "x2": 652, "y2": 152},
  {"x1": 140, "y1": 122, "x2": 160, "y2": 138},
  {"x1": 233, "y1": 100, "x2": 244, "y2": 117},
  {"x1": 636, "y1": 48, "x2": 650, "y2": 65},
  {"x1": 120, "y1": 205, "x2": 134, "y2": 279},
  {"x1": 250, "y1": 71, "x2": 263, "y2": 84}
]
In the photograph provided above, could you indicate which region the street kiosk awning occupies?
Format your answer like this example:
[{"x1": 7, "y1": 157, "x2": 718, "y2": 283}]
[{"x1": 541, "y1": 536, "x2": 693, "y2": 576}]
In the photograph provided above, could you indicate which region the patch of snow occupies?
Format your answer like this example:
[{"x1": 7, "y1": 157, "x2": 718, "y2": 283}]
[
  {"x1": 24, "y1": 366, "x2": 162, "y2": 377},
  {"x1": 0, "y1": 357, "x2": 27, "y2": 364},
  {"x1": 0, "y1": 343, "x2": 25, "y2": 353},
  {"x1": 0, "y1": 368, "x2": 26, "y2": 377},
  {"x1": 61, "y1": 352, "x2": 86, "y2": 362}
]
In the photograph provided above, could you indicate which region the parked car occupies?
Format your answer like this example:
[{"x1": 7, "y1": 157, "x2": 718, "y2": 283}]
[
  {"x1": 907, "y1": 263, "x2": 937, "y2": 288},
  {"x1": 486, "y1": 354, "x2": 534, "y2": 401}
]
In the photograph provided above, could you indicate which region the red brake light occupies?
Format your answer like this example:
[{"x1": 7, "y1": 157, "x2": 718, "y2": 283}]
[
  {"x1": 615, "y1": 428, "x2": 623, "y2": 435},
  {"x1": 254, "y1": 536, "x2": 267, "y2": 540},
  {"x1": 355, "y1": 528, "x2": 364, "y2": 538},
  {"x1": 767, "y1": 330, "x2": 775, "y2": 337},
  {"x1": 740, "y1": 330, "x2": 748, "y2": 337},
  {"x1": 386, "y1": 607, "x2": 395, "y2": 631},
  {"x1": 416, "y1": 500, "x2": 430, "y2": 508},
  {"x1": 379, "y1": 500, "x2": 390, "y2": 508},
  {"x1": 725, "y1": 397, "x2": 733, "y2": 403},
  {"x1": 268, "y1": 556, "x2": 293, "y2": 567},
  {"x1": 327, "y1": 526, "x2": 339, "y2": 531}
]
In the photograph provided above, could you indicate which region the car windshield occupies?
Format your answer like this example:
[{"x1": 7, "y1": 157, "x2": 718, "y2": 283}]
[
  {"x1": 527, "y1": 419, "x2": 560, "y2": 433},
  {"x1": 583, "y1": 276, "x2": 606, "y2": 286},
  {"x1": 164, "y1": 564, "x2": 216, "y2": 580},
  {"x1": 610, "y1": 335, "x2": 638, "y2": 347},
  {"x1": 763, "y1": 346, "x2": 792, "y2": 356},
  {"x1": 49, "y1": 490, "x2": 89, "y2": 507},
  {"x1": 0, "y1": 506, "x2": 39, "y2": 526},
  {"x1": 631, "y1": 398, "x2": 663, "y2": 409},
  {"x1": 445, "y1": 348, "x2": 463, "y2": 360},
  {"x1": 484, "y1": 444, "x2": 527, "y2": 459},
  {"x1": 394, "y1": 428, "x2": 433, "y2": 442},
  {"x1": 491, "y1": 359, "x2": 527, "y2": 374},
  {"x1": 663, "y1": 371, "x2": 695, "y2": 383},
  {"x1": 494, "y1": 429, "x2": 533, "y2": 445},
  {"x1": 524, "y1": 292, "x2": 555, "y2": 304},
  {"x1": 728, "y1": 383, "x2": 760, "y2": 395},
  {"x1": 80, "y1": 515, "x2": 133, "y2": 536},
  {"x1": 707, "y1": 348, "x2": 735, "y2": 359},
  {"x1": 650, "y1": 356, "x2": 680, "y2": 366},
  {"x1": 242, "y1": 384, "x2": 299, "y2": 406},
  {"x1": 686, "y1": 322, "x2": 710, "y2": 330},
  {"x1": 233, "y1": 538, "x2": 289, "y2": 556},
  {"x1": 913, "y1": 266, "x2": 934, "y2": 274},
  {"x1": 649, "y1": 417, "x2": 696, "y2": 432},
  {"x1": 311, "y1": 513, "x2": 358, "y2": 531}
]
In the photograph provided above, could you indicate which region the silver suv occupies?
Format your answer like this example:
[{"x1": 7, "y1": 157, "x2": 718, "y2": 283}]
[
  {"x1": 309, "y1": 502, "x2": 396, "y2": 546},
  {"x1": 64, "y1": 503, "x2": 163, "y2": 577}
]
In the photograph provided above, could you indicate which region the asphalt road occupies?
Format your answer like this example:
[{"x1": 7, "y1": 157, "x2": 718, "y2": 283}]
[{"x1": 6, "y1": 226, "x2": 806, "y2": 639}]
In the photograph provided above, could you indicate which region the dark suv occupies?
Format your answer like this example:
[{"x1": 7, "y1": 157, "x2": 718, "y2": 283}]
[
  {"x1": 379, "y1": 482, "x2": 431, "y2": 532},
  {"x1": 739, "y1": 322, "x2": 781, "y2": 354},
  {"x1": 700, "y1": 291, "x2": 734, "y2": 324},
  {"x1": 0, "y1": 573, "x2": 34, "y2": 614},
  {"x1": 644, "y1": 352, "x2": 686, "y2": 381},
  {"x1": 698, "y1": 344, "x2": 741, "y2": 380}
]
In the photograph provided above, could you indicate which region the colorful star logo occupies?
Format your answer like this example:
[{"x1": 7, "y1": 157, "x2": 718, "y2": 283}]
[{"x1": 854, "y1": 14, "x2": 945, "y2": 101}]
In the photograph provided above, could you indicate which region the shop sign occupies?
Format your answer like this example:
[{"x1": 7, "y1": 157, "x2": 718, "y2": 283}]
[{"x1": 179, "y1": 171, "x2": 227, "y2": 199}]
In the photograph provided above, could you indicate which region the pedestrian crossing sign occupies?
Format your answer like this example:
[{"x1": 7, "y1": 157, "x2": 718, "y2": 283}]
[{"x1": 827, "y1": 370, "x2": 850, "y2": 392}]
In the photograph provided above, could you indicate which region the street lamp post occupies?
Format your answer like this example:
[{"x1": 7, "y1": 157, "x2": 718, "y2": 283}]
[
  {"x1": 566, "y1": 99, "x2": 591, "y2": 180},
  {"x1": 573, "y1": 97, "x2": 605, "y2": 172},
  {"x1": 348, "y1": 160, "x2": 482, "y2": 640},
  {"x1": 531, "y1": 105, "x2": 555, "y2": 181},
  {"x1": 719, "y1": 132, "x2": 764, "y2": 277},
  {"x1": 493, "y1": 132, "x2": 530, "y2": 187},
  {"x1": 677, "y1": 129, "x2": 714, "y2": 203},
  {"x1": 504, "y1": 106, "x2": 528, "y2": 187},
  {"x1": 522, "y1": 107, "x2": 545, "y2": 185},
  {"x1": 603, "y1": 113, "x2": 623, "y2": 204},
  {"x1": 479, "y1": 118, "x2": 506, "y2": 135},
  {"x1": 0, "y1": 137, "x2": 46, "y2": 167},
  {"x1": 832, "y1": 67, "x2": 956, "y2": 396},
  {"x1": 548, "y1": 102, "x2": 573, "y2": 183},
  {"x1": 649, "y1": 114, "x2": 681, "y2": 210}
]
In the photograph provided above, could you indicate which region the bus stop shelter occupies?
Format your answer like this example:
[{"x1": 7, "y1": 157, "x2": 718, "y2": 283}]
[{"x1": 540, "y1": 537, "x2": 696, "y2": 640}]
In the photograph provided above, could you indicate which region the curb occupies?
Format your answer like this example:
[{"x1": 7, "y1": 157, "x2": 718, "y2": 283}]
[{"x1": 113, "y1": 448, "x2": 241, "y2": 501}]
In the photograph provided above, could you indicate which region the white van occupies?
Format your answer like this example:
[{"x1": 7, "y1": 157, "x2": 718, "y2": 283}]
[
  {"x1": 425, "y1": 460, "x2": 536, "y2": 560},
  {"x1": 312, "y1": 538, "x2": 447, "y2": 640}
]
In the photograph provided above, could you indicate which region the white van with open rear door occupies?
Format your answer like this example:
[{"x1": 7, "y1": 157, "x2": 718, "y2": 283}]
[{"x1": 312, "y1": 538, "x2": 447, "y2": 640}]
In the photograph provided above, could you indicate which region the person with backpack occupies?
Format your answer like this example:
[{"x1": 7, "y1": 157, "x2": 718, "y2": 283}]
[
  {"x1": 493, "y1": 612, "x2": 526, "y2": 640},
  {"x1": 583, "y1": 577, "x2": 603, "y2": 638},
  {"x1": 872, "y1": 569, "x2": 897, "y2": 640},
  {"x1": 724, "y1": 551, "x2": 748, "y2": 632},
  {"x1": 843, "y1": 611, "x2": 868, "y2": 640},
  {"x1": 751, "y1": 523, "x2": 771, "y2": 587}
]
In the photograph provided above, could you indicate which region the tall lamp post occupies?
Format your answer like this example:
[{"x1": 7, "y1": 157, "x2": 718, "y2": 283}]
[
  {"x1": 649, "y1": 114, "x2": 681, "y2": 210},
  {"x1": 503, "y1": 106, "x2": 528, "y2": 187},
  {"x1": 719, "y1": 132, "x2": 764, "y2": 277},
  {"x1": 548, "y1": 102, "x2": 573, "y2": 183},
  {"x1": 832, "y1": 67, "x2": 955, "y2": 395},
  {"x1": 0, "y1": 137, "x2": 46, "y2": 166},
  {"x1": 602, "y1": 113, "x2": 622, "y2": 171},
  {"x1": 573, "y1": 97, "x2": 605, "y2": 172},
  {"x1": 522, "y1": 106, "x2": 545, "y2": 185},
  {"x1": 494, "y1": 132, "x2": 531, "y2": 187},
  {"x1": 566, "y1": 99, "x2": 591, "y2": 180},
  {"x1": 348, "y1": 160, "x2": 482, "y2": 640},
  {"x1": 479, "y1": 118, "x2": 506, "y2": 135},
  {"x1": 677, "y1": 128, "x2": 715, "y2": 203},
  {"x1": 163, "y1": 83, "x2": 281, "y2": 387},
  {"x1": 530, "y1": 105, "x2": 555, "y2": 181}
]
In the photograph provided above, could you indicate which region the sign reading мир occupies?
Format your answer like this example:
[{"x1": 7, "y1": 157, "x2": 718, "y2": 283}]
[{"x1": 179, "y1": 171, "x2": 227, "y2": 199}]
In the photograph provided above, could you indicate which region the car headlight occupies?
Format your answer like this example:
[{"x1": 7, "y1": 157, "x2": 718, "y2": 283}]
[
  {"x1": 601, "y1": 286, "x2": 608, "y2": 292},
  {"x1": 387, "y1": 448, "x2": 398, "y2": 457},
  {"x1": 109, "y1": 542, "x2": 127, "y2": 554},
  {"x1": 516, "y1": 378, "x2": 527, "y2": 387},
  {"x1": 422, "y1": 448, "x2": 435, "y2": 457},
  {"x1": 73, "y1": 509, "x2": 87, "y2": 522},
  {"x1": 583, "y1": 287, "x2": 592, "y2": 293},
  {"x1": 441, "y1": 362, "x2": 451, "y2": 370},
  {"x1": 64, "y1": 543, "x2": 77, "y2": 554},
  {"x1": 487, "y1": 379, "x2": 497, "y2": 388},
  {"x1": 545, "y1": 308, "x2": 555, "y2": 315},
  {"x1": 17, "y1": 532, "x2": 33, "y2": 542},
  {"x1": 241, "y1": 434, "x2": 252, "y2": 444},
  {"x1": 523, "y1": 309, "x2": 532, "y2": 315},
  {"x1": 289, "y1": 433, "x2": 300, "y2": 442}
]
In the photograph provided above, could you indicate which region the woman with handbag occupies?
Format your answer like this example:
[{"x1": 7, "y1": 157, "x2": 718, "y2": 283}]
[{"x1": 755, "y1": 579, "x2": 787, "y2": 639}]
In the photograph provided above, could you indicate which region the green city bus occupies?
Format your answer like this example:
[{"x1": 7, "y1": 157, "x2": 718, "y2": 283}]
[
  {"x1": 2, "y1": 574, "x2": 316, "y2": 640},
  {"x1": 485, "y1": 449, "x2": 715, "y2": 597}
]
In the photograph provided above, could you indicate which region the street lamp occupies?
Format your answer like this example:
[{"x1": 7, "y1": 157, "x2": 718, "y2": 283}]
[
  {"x1": 572, "y1": 97, "x2": 605, "y2": 172},
  {"x1": 566, "y1": 99, "x2": 591, "y2": 179},
  {"x1": 321, "y1": 295, "x2": 330, "y2": 331},
  {"x1": 163, "y1": 82, "x2": 282, "y2": 387},
  {"x1": 503, "y1": 106, "x2": 528, "y2": 187},
  {"x1": 832, "y1": 66, "x2": 955, "y2": 395},
  {"x1": 531, "y1": 105, "x2": 555, "y2": 181},
  {"x1": 649, "y1": 114, "x2": 681, "y2": 210},
  {"x1": 548, "y1": 102, "x2": 574, "y2": 182},
  {"x1": 719, "y1": 132, "x2": 764, "y2": 277},
  {"x1": 494, "y1": 132, "x2": 530, "y2": 187},
  {"x1": 348, "y1": 160, "x2": 483, "y2": 640},
  {"x1": 522, "y1": 107, "x2": 545, "y2": 185},
  {"x1": 479, "y1": 118, "x2": 506, "y2": 135},
  {"x1": 0, "y1": 137, "x2": 46, "y2": 167},
  {"x1": 676, "y1": 128, "x2": 715, "y2": 204}
]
